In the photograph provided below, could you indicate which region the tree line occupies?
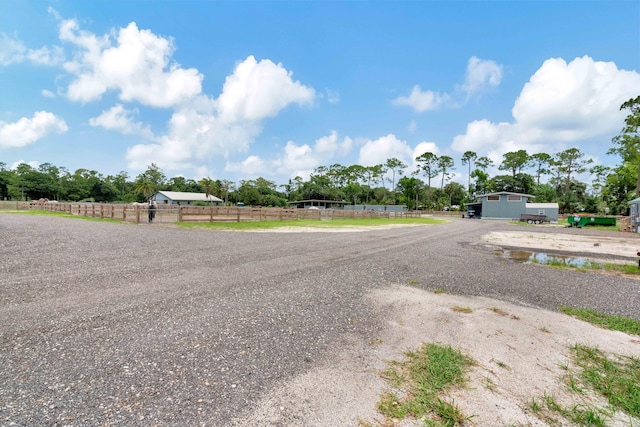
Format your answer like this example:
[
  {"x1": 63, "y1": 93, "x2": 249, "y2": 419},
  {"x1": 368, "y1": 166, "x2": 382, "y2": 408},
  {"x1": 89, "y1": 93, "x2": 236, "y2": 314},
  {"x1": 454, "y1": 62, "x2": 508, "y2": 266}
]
[{"x1": 1, "y1": 96, "x2": 638, "y2": 214}]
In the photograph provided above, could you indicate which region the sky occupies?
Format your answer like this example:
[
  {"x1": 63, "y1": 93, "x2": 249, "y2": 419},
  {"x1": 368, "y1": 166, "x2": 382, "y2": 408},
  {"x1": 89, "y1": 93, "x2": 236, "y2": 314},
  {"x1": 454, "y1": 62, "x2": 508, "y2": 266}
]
[{"x1": 1, "y1": 1, "x2": 639, "y2": 188}]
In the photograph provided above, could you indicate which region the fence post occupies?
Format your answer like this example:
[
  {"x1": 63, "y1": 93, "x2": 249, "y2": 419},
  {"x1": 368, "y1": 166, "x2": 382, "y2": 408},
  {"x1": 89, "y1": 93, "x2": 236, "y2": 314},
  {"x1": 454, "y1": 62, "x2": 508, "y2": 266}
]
[
  {"x1": 178, "y1": 206, "x2": 183, "y2": 222},
  {"x1": 135, "y1": 205, "x2": 140, "y2": 223},
  {"x1": 237, "y1": 208, "x2": 240, "y2": 222}
]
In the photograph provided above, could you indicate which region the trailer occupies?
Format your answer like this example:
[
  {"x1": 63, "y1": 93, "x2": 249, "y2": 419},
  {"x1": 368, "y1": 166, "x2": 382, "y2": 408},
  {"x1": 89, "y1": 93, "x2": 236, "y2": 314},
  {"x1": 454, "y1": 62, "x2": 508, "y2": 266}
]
[{"x1": 519, "y1": 213, "x2": 550, "y2": 224}]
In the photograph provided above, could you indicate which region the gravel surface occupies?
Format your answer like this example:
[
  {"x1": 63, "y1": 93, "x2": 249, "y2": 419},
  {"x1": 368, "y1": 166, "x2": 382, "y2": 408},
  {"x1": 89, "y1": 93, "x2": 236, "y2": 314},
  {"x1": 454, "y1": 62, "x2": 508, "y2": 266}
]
[{"x1": 1, "y1": 214, "x2": 639, "y2": 426}]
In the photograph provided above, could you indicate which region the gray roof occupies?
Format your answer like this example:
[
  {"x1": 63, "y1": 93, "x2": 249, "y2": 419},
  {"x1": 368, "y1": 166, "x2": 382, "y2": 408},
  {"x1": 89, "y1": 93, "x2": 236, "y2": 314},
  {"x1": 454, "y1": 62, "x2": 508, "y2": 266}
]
[
  {"x1": 477, "y1": 191, "x2": 535, "y2": 198},
  {"x1": 155, "y1": 191, "x2": 223, "y2": 202}
]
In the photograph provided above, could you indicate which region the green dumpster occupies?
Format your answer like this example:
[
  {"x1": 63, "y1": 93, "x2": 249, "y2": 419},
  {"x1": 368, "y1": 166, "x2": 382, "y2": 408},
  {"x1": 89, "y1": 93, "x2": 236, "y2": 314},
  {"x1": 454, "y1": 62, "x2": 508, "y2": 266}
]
[{"x1": 567, "y1": 215, "x2": 616, "y2": 228}]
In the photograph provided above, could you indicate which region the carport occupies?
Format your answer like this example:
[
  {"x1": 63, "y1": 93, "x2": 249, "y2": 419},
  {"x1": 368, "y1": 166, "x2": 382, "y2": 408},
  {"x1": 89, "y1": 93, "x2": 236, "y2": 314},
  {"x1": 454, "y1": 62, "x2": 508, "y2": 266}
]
[{"x1": 465, "y1": 201, "x2": 482, "y2": 218}]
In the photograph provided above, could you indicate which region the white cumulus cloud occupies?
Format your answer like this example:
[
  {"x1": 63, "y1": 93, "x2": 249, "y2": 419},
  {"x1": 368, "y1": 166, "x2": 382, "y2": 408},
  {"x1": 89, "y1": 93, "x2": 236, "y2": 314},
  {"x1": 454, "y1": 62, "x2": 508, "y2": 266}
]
[
  {"x1": 223, "y1": 131, "x2": 353, "y2": 181},
  {"x1": 0, "y1": 111, "x2": 68, "y2": 148},
  {"x1": 224, "y1": 155, "x2": 269, "y2": 176},
  {"x1": 393, "y1": 56, "x2": 503, "y2": 112},
  {"x1": 459, "y1": 56, "x2": 503, "y2": 97},
  {"x1": 125, "y1": 56, "x2": 316, "y2": 173},
  {"x1": 392, "y1": 85, "x2": 451, "y2": 112},
  {"x1": 89, "y1": 104, "x2": 155, "y2": 139},
  {"x1": 358, "y1": 134, "x2": 414, "y2": 167},
  {"x1": 0, "y1": 33, "x2": 64, "y2": 66},
  {"x1": 513, "y1": 56, "x2": 640, "y2": 140},
  {"x1": 216, "y1": 55, "x2": 315, "y2": 123},
  {"x1": 451, "y1": 56, "x2": 640, "y2": 160},
  {"x1": 59, "y1": 19, "x2": 203, "y2": 107},
  {"x1": 11, "y1": 160, "x2": 40, "y2": 170}
]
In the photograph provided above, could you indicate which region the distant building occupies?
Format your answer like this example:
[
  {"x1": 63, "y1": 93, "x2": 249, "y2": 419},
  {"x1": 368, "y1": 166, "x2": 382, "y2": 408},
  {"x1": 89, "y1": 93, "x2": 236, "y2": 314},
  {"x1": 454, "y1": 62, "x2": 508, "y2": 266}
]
[
  {"x1": 153, "y1": 191, "x2": 223, "y2": 206},
  {"x1": 465, "y1": 192, "x2": 559, "y2": 221},
  {"x1": 628, "y1": 197, "x2": 640, "y2": 232},
  {"x1": 287, "y1": 199, "x2": 349, "y2": 209}
]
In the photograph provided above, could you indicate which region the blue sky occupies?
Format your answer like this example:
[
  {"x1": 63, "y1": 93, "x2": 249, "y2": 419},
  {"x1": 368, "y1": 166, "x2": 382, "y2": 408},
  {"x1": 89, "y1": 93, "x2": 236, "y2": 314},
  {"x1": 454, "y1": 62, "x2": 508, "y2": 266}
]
[{"x1": 1, "y1": 1, "x2": 639, "y2": 187}]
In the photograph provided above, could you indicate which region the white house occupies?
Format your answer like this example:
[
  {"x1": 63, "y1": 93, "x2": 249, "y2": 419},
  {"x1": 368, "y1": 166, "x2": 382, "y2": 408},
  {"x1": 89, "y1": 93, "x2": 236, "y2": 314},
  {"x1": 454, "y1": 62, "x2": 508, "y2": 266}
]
[{"x1": 153, "y1": 191, "x2": 223, "y2": 206}]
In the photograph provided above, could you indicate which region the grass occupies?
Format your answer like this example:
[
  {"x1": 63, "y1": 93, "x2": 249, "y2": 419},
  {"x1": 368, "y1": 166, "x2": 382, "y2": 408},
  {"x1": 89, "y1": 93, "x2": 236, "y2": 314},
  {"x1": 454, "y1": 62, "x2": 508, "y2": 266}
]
[
  {"x1": 531, "y1": 305, "x2": 640, "y2": 425},
  {"x1": 530, "y1": 344, "x2": 640, "y2": 426},
  {"x1": 559, "y1": 306, "x2": 640, "y2": 336},
  {"x1": 5, "y1": 209, "x2": 448, "y2": 229},
  {"x1": 2, "y1": 209, "x2": 128, "y2": 223},
  {"x1": 571, "y1": 344, "x2": 640, "y2": 419},
  {"x1": 529, "y1": 393, "x2": 611, "y2": 426},
  {"x1": 376, "y1": 343, "x2": 475, "y2": 426},
  {"x1": 177, "y1": 216, "x2": 447, "y2": 230}
]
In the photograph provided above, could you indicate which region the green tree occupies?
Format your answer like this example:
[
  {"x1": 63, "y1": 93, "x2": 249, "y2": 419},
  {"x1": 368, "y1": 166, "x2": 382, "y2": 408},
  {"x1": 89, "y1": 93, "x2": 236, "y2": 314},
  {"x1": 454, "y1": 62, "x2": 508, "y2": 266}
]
[
  {"x1": 133, "y1": 174, "x2": 156, "y2": 201},
  {"x1": 499, "y1": 150, "x2": 531, "y2": 178},
  {"x1": 554, "y1": 148, "x2": 592, "y2": 196},
  {"x1": 134, "y1": 163, "x2": 166, "y2": 201},
  {"x1": 112, "y1": 171, "x2": 130, "y2": 201},
  {"x1": 530, "y1": 153, "x2": 552, "y2": 185},
  {"x1": 532, "y1": 183, "x2": 557, "y2": 203},
  {"x1": 437, "y1": 155, "x2": 454, "y2": 191},
  {"x1": 589, "y1": 165, "x2": 611, "y2": 214},
  {"x1": 443, "y1": 181, "x2": 466, "y2": 207},
  {"x1": 461, "y1": 151, "x2": 477, "y2": 196},
  {"x1": 397, "y1": 176, "x2": 423, "y2": 210},
  {"x1": 0, "y1": 162, "x2": 12, "y2": 200},
  {"x1": 385, "y1": 157, "x2": 407, "y2": 204},
  {"x1": 603, "y1": 162, "x2": 636, "y2": 214},
  {"x1": 415, "y1": 152, "x2": 439, "y2": 208},
  {"x1": 490, "y1": 173, "x2": 535, "y2": 194},
  {"x1": 608, "y1": 95, "x2": 640, "y2": 197},
  {"x1": 470, "y1": 156, "x2": 494, "y2": 195}
]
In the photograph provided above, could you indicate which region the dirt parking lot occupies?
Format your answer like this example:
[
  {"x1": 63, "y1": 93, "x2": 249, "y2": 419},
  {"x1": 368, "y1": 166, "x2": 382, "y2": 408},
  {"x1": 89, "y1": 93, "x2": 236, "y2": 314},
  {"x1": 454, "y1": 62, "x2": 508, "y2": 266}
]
[
  {"x1": 1, "y1": 215, "x2": 639, "y2": 426},
  {"x1": 481, "y1": 227, "x2": 640, "y2": 261}
]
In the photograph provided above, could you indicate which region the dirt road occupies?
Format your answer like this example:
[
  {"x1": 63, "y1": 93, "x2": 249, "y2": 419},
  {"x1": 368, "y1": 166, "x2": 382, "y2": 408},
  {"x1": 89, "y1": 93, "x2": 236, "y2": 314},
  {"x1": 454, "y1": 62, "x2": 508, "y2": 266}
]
[{"x1": 1, "y1": 215, "x2": 638, "y2": 426}]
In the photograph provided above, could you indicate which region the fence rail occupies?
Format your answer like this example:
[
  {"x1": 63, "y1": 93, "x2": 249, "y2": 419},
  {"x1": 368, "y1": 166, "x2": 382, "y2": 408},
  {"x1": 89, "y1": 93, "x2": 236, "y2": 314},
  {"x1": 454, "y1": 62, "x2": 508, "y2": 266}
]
[{"x1": 0, "y1": 201, "x2": 432, "y2": 224}]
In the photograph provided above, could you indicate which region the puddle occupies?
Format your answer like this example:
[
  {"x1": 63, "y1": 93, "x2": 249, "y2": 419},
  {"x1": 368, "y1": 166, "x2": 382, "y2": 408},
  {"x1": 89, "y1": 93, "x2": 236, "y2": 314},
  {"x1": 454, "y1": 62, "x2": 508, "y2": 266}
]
[{"x1": 506, "y1": 250, "x2": 600, "y2": 269}]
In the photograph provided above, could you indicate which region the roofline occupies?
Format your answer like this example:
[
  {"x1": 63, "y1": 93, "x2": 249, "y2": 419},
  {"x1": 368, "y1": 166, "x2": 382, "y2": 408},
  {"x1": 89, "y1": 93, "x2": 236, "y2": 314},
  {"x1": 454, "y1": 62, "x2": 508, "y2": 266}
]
[
  {"x1": 476, "y1": 191, "x2": 535, "y2": 198},
  {"x1": 287, "y1": 199, "x2": 348, "y2": 204},
  {"x1": 155, "y1": 191, "x2": 223, "y2": 202}
]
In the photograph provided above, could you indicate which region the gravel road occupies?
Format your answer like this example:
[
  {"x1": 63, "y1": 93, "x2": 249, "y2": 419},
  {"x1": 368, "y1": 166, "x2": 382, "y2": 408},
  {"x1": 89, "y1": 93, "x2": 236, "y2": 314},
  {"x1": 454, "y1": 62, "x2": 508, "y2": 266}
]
[{"x1": 1, "y1": 214, "x2": 638, "y2": 426}]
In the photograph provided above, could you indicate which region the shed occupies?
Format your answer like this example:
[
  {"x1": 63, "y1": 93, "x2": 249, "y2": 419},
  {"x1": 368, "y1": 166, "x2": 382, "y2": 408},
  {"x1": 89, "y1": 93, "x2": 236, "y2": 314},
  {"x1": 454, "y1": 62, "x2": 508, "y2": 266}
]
[
  {"x1": 465, "y1": 192, "x2": 558, "y2": 221},
  {"x1": 628, "y1": 197, "x2": 640, "y2": 232},
  {"x1": 153, "y1": 191, "x2": 223, "y2": 206}
]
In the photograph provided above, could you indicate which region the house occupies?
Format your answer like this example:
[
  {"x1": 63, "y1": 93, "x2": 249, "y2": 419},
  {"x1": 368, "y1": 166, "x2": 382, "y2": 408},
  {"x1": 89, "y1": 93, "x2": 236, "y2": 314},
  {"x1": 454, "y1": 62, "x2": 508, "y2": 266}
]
[
  {"x1": 628, "y1": 197, "x2": 640, "y2": 232},
  {"x1": 465, "y1": 192, "x2": 559, "y2": 221},
  {"x1": 153, "y1": 191, "x2": 223, "y2": 206}
]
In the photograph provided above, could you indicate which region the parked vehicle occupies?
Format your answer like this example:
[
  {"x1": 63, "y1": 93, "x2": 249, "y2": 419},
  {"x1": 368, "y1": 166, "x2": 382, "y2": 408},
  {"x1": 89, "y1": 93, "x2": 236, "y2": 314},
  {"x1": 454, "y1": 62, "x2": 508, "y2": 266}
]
[{"x1": 519, "y1": 213, "x2": 550, "y2": 224}]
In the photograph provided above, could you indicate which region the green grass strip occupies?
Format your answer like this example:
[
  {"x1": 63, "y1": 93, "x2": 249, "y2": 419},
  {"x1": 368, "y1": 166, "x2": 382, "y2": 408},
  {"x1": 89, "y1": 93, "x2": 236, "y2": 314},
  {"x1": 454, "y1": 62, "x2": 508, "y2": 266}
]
[
  {"x1": 571, "y1": 344, "x2": 640, "y2": 418},
  {"x1": 378, "y1": 343, "x2": 475, "y2": 426},
  {"x1": 560, "y1": 306, "x2": 640, "y2": 336},
  {"x1": 178, "y1": 216, "x2": 447, "y2": 230}
]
